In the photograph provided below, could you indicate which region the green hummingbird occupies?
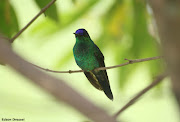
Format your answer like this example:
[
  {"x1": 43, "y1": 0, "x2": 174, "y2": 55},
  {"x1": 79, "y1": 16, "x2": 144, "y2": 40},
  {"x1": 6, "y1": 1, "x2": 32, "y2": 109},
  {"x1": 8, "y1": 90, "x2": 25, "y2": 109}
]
[{"x1": 73, "y1": 28, "x2": 113, "y2": 100}]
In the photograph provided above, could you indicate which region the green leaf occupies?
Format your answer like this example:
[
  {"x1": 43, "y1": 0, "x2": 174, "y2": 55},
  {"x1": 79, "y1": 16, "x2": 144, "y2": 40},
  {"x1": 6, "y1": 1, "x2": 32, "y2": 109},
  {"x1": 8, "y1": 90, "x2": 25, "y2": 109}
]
[
  {"x1": 101, "y1": 0, "x2": 162, "y2": 90},
  {"x1": 131, "y1": 0, "x2": 162, "y2": 77},
  {"x1": 131, "y1": 0, "x2": 149, "y2": 57},
  {"x1": 0, "y1": 0, "x2": 19, "y2": 38},
  {"x1": 29, "y1": 0, "x2": 98, "y2": 38},
  {"x1": 59, "y1": 0, "x2": 98, "y2": 27},
  {"x1": 35, "y1": 0, "x2": 59, "y2": 22},
  {"x1": 72, "y1": 0, "x2": 77, "y2": 4}
]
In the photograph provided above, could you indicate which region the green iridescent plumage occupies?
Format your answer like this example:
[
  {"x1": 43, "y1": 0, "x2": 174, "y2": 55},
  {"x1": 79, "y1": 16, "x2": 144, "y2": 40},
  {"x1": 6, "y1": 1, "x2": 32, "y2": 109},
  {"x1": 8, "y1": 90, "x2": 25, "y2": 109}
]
[{"x1": 73, "y1": 28, "x2": 113, "y2": 100}]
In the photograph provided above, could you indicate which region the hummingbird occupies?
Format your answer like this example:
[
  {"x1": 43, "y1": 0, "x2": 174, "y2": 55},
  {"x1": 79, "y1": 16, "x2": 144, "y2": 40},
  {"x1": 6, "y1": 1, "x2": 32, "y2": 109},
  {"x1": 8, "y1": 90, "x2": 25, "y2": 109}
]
[{"x1": 73, "y1": 28, "x2": 113, "y2": 100}]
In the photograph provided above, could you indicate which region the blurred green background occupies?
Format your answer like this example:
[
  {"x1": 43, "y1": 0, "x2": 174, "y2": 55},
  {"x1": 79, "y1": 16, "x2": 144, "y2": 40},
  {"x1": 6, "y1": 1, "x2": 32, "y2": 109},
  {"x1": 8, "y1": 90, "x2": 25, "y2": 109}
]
[{"x1": 0, "y1": 0, "x2": 179, "y2": 122}]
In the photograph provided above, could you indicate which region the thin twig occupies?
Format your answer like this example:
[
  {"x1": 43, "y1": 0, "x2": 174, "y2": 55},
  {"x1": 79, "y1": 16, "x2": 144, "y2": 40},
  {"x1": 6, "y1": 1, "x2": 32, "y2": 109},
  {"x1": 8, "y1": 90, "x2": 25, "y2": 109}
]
[
  {"x1": 97, "y1": 56, "x2": 162, "y2": 71},
  {"x1": 10, "y1": 0, "x2": 56, "y2": 43},
  {"x1": 30, "y1": 63, "x2": 84, "y2": 73},
  {"x1": 113, "y1": 73, "x2": 167, "y2": 118},
  {"x1": 31, "y1": 56, "x2": 162, "y2": 73}
]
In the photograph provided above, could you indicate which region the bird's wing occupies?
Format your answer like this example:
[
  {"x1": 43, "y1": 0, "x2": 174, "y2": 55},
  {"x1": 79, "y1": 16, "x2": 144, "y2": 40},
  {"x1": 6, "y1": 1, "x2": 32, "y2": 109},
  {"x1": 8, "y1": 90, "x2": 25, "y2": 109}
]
[
  {"x1": 93, "y1": 44, "x2": 109, "y2": 83},
  {"x1": 93, "y1": 44, "x2": 113, "y2": 100}
]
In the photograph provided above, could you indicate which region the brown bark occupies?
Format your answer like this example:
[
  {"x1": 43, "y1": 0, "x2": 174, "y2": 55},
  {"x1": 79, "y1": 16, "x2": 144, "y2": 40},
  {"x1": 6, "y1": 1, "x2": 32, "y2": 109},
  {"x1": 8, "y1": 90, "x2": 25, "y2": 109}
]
[{"x1": 149, "y1": 0, "x2": 180, "y2": 111}]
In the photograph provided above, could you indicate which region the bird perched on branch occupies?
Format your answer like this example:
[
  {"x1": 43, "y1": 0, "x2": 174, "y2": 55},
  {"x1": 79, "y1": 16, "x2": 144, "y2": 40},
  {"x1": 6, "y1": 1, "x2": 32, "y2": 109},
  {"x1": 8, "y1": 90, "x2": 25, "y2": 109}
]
[{"x1": 73, "y1": 28, "x2": 113, "y2": 100}]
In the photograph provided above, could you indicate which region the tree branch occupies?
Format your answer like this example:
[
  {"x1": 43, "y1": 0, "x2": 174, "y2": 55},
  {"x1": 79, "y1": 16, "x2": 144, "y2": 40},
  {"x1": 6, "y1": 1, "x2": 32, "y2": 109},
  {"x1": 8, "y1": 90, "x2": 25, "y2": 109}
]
[
  {"x1": 0, "y1": 38, "x2": 117, "y2": 122},
  {"x1": 10, "y1": 0, "x2": 57, "y2": 43},
  {"x1": 30, "y1": 56, "x2": 162, "y2": 73},
  {"x1": 113, "y1": 73, "x2": 167, "y2": 118},
  {"x1": 149, "y1": 0, "x2": 180, "y2": 110}
]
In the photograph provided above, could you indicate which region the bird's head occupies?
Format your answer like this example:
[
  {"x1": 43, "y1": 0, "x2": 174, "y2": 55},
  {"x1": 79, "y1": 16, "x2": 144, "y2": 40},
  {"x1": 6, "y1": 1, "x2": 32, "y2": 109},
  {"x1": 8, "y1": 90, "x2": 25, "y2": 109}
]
[{"x1": 73, "y1": 29, "x2": 91, "y2": 39}]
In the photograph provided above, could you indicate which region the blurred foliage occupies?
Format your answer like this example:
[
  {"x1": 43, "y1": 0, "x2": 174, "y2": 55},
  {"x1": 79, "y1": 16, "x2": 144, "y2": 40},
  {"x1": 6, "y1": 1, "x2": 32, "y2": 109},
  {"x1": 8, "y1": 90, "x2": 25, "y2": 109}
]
[
  {"x1": 35, "y1": 0, "x2": 59, "y2": 22},
  {"x1": 54, "y1": 50, "x2": 73, "y2": 69},
  {"x1": 0, "y1": 0, "x2": 59, "y2": 39},
  {"x1": 1, "y1": 1, "x2": 177, "y2": 121},
  {"x1": 0, "y1": 0, "x2": 19, "y2": 38},
  {"x1": 2, "y1": 0, "x2": 163, "y2": 90},
  {"x1": 29, "y1": 0, "x2": 98, "y2": 39},
  {"x1": 100, "y1": 0, "x2": 163, "y2": 89}
]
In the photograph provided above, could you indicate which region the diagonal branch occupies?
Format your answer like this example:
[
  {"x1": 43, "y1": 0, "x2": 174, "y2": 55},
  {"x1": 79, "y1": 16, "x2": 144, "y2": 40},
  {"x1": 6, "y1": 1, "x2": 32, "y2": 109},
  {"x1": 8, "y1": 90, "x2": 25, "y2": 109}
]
[
  {"x1": 113, "y1": 73, "x2": 167, "y2": 118},
  {"x1": 0, "y1": 38, "x2": 117, "y2": 122},
  {"x1": 10, "y1": 0, "x2": 57, "y2": 43},
  {"x1": 31, "y1": 56, "x2": 162, "y2": 73}
]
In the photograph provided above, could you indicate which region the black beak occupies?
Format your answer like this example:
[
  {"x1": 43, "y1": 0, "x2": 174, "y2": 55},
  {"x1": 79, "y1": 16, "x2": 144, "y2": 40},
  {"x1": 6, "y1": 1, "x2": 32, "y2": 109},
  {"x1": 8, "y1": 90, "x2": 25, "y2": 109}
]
[
  {"x1": 73, "y1": 33, "x2": 80, "y2": 36},
  {"x1": 73, "y1": 33, "x2": 78, "y2": 35}
]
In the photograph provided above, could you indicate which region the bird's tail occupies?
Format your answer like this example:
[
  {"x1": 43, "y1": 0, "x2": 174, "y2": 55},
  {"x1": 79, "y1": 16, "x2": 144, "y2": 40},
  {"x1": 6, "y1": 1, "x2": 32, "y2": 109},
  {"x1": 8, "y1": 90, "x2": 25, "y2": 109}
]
[{"x1": 93, "y1": 70, "x2": 113, "y2": 100}]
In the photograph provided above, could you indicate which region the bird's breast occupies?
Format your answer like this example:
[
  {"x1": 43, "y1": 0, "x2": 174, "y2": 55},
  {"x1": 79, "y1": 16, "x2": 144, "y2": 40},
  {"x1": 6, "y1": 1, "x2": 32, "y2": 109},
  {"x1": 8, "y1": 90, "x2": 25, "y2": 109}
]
[{"x1": 73, "y1": 44, "x2": 98, "y2": 71}]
